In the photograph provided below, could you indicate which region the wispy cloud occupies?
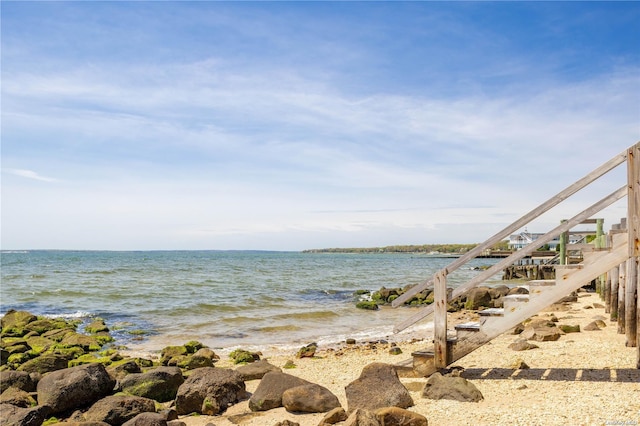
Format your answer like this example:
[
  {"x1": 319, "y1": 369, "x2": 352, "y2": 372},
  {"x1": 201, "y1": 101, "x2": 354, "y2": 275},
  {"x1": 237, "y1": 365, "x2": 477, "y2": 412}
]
[{"x1": 3, "y1": 168, "x2": 59, "y2": 183}]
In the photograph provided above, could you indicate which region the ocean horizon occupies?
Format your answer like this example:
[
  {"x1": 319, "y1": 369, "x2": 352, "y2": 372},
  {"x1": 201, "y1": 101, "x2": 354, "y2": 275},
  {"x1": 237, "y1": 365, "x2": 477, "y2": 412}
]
[{"x1": 0, "y1": 249, "x2": 503, "y2": 356}]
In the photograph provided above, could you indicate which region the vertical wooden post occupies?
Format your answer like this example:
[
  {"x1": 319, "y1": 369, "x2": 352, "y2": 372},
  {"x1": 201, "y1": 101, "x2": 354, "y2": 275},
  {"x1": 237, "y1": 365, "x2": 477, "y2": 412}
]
[
  {"x1": 619, "y1": 260, "x2": 626, "y2": 334},
  {"x1": 628, "y1": 144, "x2": 640, "y2": 358},
  {"x1": 596, "y1": 218, "x2": 605, "y2": 297},
  {"x1": 559, "y1": 220, "x2": 568, "y2": 265},
  {"x1": 433, "y1": 269, "x2": 448, "y2": 369},
  {"x1": 610, "y1": 264, "x2": 619, "y2": 319},
  {"x1": 625, "y1": 258, "x2": 637, "y2": 347}
]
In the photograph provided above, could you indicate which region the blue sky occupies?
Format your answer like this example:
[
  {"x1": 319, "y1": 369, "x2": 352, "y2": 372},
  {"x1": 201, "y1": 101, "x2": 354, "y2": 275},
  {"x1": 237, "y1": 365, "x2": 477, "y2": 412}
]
[{"x1": 2, "y1": 1, "x2": 639, "y2": 251}]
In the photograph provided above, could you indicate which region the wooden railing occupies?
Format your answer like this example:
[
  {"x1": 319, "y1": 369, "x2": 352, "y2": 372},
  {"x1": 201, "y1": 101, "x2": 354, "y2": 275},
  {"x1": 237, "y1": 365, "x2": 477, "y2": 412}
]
[{"x1": 392, "y1": 142, "x2": 640, "y2": 369}]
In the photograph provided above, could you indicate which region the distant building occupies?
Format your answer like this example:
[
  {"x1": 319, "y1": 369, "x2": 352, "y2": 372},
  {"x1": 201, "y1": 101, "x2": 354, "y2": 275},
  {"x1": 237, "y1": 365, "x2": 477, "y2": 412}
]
[{"x1": 508, "y1": 230, "x2": 560, "y2": 251}]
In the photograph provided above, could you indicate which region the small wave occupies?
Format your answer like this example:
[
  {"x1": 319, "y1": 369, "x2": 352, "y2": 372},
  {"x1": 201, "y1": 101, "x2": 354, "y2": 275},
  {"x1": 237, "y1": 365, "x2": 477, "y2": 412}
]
[
  {"x1": 1, "y1": 250, "x2": 29, "y2": 254},
  {"x1": 42, "y1": 310, "x2": 92, "y2": 319},
  {"x1": 270, "y1": 310, "x2": 340, "y2": 321},
  {"x1": 252, "y1": 324, "x2": 303, "y2": 333}
]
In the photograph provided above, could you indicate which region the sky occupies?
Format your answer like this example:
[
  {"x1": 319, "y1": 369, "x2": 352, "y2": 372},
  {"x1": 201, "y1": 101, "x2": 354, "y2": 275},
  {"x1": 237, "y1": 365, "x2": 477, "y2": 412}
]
[{"x1": 1, "y1": 1, "x2": 639, "y2": 251}]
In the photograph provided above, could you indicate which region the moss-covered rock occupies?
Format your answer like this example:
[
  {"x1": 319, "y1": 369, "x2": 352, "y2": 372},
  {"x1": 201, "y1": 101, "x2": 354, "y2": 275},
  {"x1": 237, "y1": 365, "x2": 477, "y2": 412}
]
[
  {"x1": 23, "y1": 318, "x2": 71, "y2": 335},
  {"x1": 85, "y1": 319, "x2": 109, "y2": 334},
  {"x1": 41, "y1": 328, "x2": 75, "y2": 342},
  {"x1": 160, "y1": 345, "x2": 189, "y2": 366},
  {"x1": 25, "y1": 336, "x2": 56, "y2": 355},
  {"x1": 59, "y1": 332, "x2": 102, "y2": 352},
  {"x1": 17, "y1": 353, "x2": 69, "y2": 374},
  {"x1": 68, "y1": 353, "x2": 114, "y2": 367},
  {"x1": 1, "y1": 310, "x2": 38, "y2": 337},
  {"x1": 229, "y1": 349, "x2": 259, "y2": 364},
  {"x1": 356, "y1": 301, "x2": 379, "y2": 310},
  {"x1": 184, "y1": 340, "x2": 204, "y2": 354}
]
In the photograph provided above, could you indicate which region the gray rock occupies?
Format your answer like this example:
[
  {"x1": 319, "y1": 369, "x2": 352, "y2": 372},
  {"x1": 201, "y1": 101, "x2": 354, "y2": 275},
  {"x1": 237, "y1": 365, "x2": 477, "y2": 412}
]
[
  {"x1": 36, "y1": 363, "x2": 116, "y2": 414},
  {"x1": 508, "y1": 339, "x2": 539, "y2": 351},
  {"x1": 521, "y1": 323, "x2": 564, "y2": 342},
  {"x1": 236, "y1": 359, "x2": 281, "y2": 381},
  {"x1": 107, "y1": 359, "x2": 142, "y2": 381},
  {"x1": 0, "y1": 403, "x2": 49, "y2": 426},
  {"x1": 175, "y1": 367, "x2": 247, "y2": 416},
  {"x1": 82, "y1": 395, "x2": 156, "y2": 426},
  {"x1": 343, "y1": 408, "x2": 381, "y2": 426},
  {"x1": 122, "y1": 412, "x2": 168, "y2": 426},
  {"x1": 248, "y1": 371, "x2": 311, "y2": 412},
  {"x1": 282, "y1": 383, "x2": 341, "y2": 413},
  {"x1": 0, "y1": 387, "x2": 37, "y2": 408},
  {"x1": 120, "y1": 366, "x2": 184, "y2": 402},
  {"x1": 319, "y1": 407, "x2": 348, "y2": 425},
  {"x1": 345, "y1": 363, "x2": 413, "y2": 412},
  {"x1": 422, "y1": 372, "x2": 483, "y2": 402},
  {"x1": 464, "y1": 287, "x2": 492, "y2": 310},
  {"x1": 375, "y1": 406, "x2": 428, "y2": 426},
  {"x1": 0, "y1": 370, "x2": 36, "y2": 393}
]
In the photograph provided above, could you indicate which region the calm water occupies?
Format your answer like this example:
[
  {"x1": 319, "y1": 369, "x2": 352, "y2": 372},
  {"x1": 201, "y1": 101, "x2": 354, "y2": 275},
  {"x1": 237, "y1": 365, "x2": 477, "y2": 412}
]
[{"x1": 0, "y1": 250, "x2": 501, "y2": 355}]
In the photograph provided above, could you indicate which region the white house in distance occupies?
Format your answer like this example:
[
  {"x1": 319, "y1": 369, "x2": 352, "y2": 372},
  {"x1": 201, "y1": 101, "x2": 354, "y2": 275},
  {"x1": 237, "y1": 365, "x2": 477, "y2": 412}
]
[{"x1": 508, "y1": 228, "x2": 595, "y2": 251}]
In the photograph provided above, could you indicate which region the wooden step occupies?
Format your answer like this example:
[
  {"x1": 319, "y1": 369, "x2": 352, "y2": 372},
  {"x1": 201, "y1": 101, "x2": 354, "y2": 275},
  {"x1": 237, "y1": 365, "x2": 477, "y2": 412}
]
[
  {"x1": 528, "y1": 279, "x2": 556, "y2": 286},
  {"x1": 455, "y1": 321, "x2": 481, "y2": 331},
  {"x1": 478, "y1": 308, "x2": 504, "y2": 317},
  {"x1": 527, "y1": 279, "x2": 555, "y2": 296}
]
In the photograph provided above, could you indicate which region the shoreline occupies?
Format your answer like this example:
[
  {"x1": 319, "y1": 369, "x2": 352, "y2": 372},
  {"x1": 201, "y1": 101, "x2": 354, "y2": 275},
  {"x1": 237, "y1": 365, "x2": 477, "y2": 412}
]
[{"x1": 175, "y1": 291, "x2": 639, "y2": 426}]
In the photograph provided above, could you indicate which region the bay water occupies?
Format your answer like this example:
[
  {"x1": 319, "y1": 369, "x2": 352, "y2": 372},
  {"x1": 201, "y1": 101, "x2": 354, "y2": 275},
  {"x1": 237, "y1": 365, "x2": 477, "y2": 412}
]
[{"x1": 0, "y1": 250, "x2": 502, "y2": 356}]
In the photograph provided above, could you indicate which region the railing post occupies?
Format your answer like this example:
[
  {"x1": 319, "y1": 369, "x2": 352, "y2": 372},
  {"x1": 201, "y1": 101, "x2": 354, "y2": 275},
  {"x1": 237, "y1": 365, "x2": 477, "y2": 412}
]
[
  {"x1": 559, "y1": 220, "x2": 568, "y2": 265},
  {"x1": 596, "y1": 218, "x2": 605, "y2": 296},
  {"x1": 433, "y1": 269, "x2": 448, "y2": 369}
]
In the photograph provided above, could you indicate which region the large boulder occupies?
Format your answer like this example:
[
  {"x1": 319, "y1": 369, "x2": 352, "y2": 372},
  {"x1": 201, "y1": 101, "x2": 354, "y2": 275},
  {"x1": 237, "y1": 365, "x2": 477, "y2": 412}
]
[
  {"x1": 345, "y1": 363, "x2": 413, "y2": 412},
  {"x1": 235, "y1": 359, "x2": 281, "y2": 381},
  {"x1": 120, "y1": 366, "x2": 184, "y2": 402},
  {"x1": 0, "y1": 403, "x2": 49, "y2": 426},
  {"x1": 464, "y1": 287, "x2": 492, "y2": 310},
  {"x1": 421, "y1": 372, "x2": 483, "y2": 402},
  {"x1": 248, "y1": 371, "x2": 311, "y2": 412},
  {"x1": 37, "y1": 363, "x2": 116, "y2": 414},
  {"x1": 82, "y1": 395, "x2": 156, "y2": 425},
  {"x1": 174, "y1": 367, "x2": 247, "y2": 416},
  {"x1": 282, "y1": 383, "x2": 341, "y2": 413},
  {"x1": 0, "y1": 370, "x2": 36, "y2": 393}
]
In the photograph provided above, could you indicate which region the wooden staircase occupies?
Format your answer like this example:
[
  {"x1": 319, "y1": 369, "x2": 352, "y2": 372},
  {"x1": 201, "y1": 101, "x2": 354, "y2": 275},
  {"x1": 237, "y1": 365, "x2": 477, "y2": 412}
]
[
  {"x1": 409, "y1": 231, "x2": 629, "y2": 376},
  {"x1": 392, "y1": 142, "x2": 640, "y2": 376}
]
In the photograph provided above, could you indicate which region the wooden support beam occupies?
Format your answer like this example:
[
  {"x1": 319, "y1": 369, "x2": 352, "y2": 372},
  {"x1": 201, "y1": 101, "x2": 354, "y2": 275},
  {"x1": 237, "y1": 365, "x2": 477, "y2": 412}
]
[
  {"x1": 610, "y1": 265, "x2": 619, "y2": 320},
  {"x1": 625, "y1": 257, "x2": 637, "y2": 347}
]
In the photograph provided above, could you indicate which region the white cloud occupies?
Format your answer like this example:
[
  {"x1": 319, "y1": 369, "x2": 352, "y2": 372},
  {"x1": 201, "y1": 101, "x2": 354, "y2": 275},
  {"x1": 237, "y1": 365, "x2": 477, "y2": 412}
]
[{"x1": 3, "y1": 168, "x2": 59, "y2": 183}]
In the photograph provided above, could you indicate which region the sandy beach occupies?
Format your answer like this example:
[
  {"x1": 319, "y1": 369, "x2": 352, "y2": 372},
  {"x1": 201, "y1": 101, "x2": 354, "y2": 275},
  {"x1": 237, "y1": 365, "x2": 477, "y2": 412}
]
[{"x1": 178, "y1": 292, "x2": 639, "y2": 426}]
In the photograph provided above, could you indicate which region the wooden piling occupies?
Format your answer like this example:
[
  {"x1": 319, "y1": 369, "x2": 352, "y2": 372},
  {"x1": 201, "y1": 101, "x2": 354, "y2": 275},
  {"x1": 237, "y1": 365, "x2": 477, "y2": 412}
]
[
  {"x1": 433, "y1": 269, "x2": 448, "y2": 368},
  {"x1": 610, "y1": 265, "x2": 619, "y2": 320},
  {"x1": 618, "y1": 260, "x2": 626, "y2": 335}
]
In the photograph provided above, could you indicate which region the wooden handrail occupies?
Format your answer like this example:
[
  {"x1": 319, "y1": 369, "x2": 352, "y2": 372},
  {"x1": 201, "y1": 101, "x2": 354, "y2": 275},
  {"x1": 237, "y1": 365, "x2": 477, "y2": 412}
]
[
  {"x1": 394, "y1": 184, "x2": 628, "y2": 332},
  {"x1": 391, "y1": 146, "x2": 629, "y2": 308}
]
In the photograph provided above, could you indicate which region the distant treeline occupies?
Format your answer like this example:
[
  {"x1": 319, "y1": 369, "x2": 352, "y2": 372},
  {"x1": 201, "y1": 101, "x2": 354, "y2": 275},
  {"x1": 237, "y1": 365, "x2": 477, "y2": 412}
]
[{"x1": 304, "y1": 243, "x2": 479, "y2": 254}]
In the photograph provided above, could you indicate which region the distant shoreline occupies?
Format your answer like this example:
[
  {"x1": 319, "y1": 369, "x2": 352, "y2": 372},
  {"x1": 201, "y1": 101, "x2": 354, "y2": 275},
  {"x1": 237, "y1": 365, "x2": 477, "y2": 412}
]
[{"x1": 302, "y1": 243, "x2": 479, "y2": 254}]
